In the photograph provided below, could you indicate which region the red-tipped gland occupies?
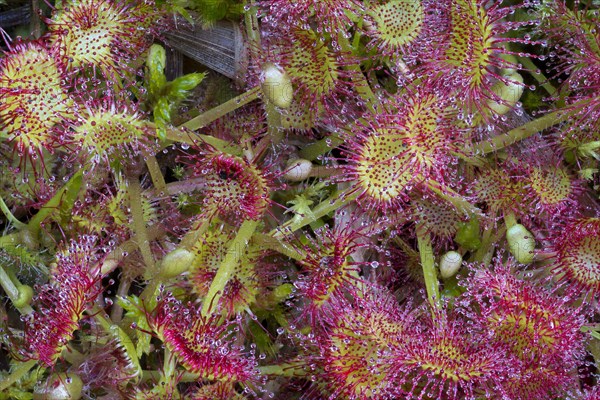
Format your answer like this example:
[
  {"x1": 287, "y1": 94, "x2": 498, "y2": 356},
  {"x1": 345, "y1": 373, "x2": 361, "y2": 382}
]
[
  {"x1": 551, "y1": 218, "x2": 600, "y2": 296},
  {"x1": 148, "y1": 294, "x2": 259, "y2": 383},
  {"x1": 23, "y1": 236, "x2": 103, "y2": 366},
  {"x1": 526, "y1": 165, "x2": 578, "y2": 217},
  {"x1": 261, "y1": 0, "x2": 363, "y2": 35},
  {"x1": 365, "y1": 0, "x2": 424, "y2": 53},
  {"x1": 424, "y1": 0, "x2": 534, "y2": 115},
  {"x1": 260, "y1": 25, "x2": 358, "y2": 120},
  {"x1": 0, "y1": 41, "x2": 74, "y2": 157},
  {"x1": 472, "y1": 166, "x2": 524, "y2": 214},
  {"x1": 411, "y1": 196, "x2": 464, "y2": 244},
  {"x1": 190, "y1": 382, "x2": 245, "y2": 400},
  {"x1": 293, "y1": 227, "x2": 362, "y2": 323}
]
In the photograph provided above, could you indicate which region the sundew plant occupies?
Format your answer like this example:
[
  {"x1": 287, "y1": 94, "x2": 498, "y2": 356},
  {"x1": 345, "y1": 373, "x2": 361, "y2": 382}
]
[{"x1": 0, "y1": 0, "x2": 599, "y2": 399}]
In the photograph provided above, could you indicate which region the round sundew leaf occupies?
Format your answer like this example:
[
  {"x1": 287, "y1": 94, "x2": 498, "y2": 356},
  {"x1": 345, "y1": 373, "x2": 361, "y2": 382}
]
[
  {"x1": 73, "y1": 110, "x2": 146, "y2": 160},
  {"x1": 279, "y1": 98, "x2": 318, "y2": 131},
  {"x1": 355, "y1": 132, "x2": 412, "y2": 203},
  {"x1": 553, "y1": 218, "x2": 600, "y2": 294},
  {"x1": 412, "y1": 198, "x2": 462, "y2": 240},
  {"x1": 287, "y1": 29, "x2": 339, "y2": 98},
  {"x1": 367, "y1": 0, "x2": 423, "y2": 49},
  {"x1": 473, "y1": 168, "x2": 523, "y2": 212},
  {"x1": 402, "y1": 309, "x2": 500, "y2": 398},
  {"x1": 529, "y1": 166, "x2": 571, "y2": 206},
  {"x1": 48, "y1": 0, "x2": 132, "y2": 72},
  {"x1": 0, "y1": 43, "x2": 73, "y2": 152},
  {"x1": 199, "y1": 152, "x2": 270, "y2": 221}
]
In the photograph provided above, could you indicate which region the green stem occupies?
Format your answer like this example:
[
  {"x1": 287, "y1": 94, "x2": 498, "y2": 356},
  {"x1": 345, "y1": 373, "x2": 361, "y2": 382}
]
[
  {"x1": 141, "y1": 370, "x2": 199, "y2": 382},
  {"x1": 180, "y1": 86, "x2": 261, "y2": 131},
  {"x1": 162, "y1": 125, "x2": 242, "y2": 156},
  {"x1": 99, "y1": 225, "x2": 163, "y2": 275},
  {"x1": 179, "y1": 217, "x2": 211, "y2": 251},
  {"x1": 258, "y1": 362, "x2": 307, "y2": 377},
  {"x1": 253, "y1": 233, "x2": 306, "y2": 261},
  {"x1": 127, "y1": 173, "x2": 156, "y2": 278},
  {"x1": 518, "y1": 56, "x2": 557, "y2": 97},
  {"x1": 472, "y1": 225, "x2": 507, "y2": 265},
  {"x1": 144, "y1": 153, "x2": 167, "y2": 195},
  {"x1": 27, "y1": 169, "x2": 83, "y2": 236},
  {"x1": 471, "y1": 102, "x2": 587, "y2": 155},
  {"x1": 299, "y1": 135, "x2": 344, "y2": 161},
  {"x1": 0, "y1": 263, "x2": 33, "y2": 314},
  {"x1": 416, "y1": 224, "x2": 440, "y2": 308},
  {"x1": 336, "y1": 33, "x2": 377, "y2": 112},
  {"x1": 271, "y1": 188, "x2": 359, "y2": 238},
  {"x1": 265, "y1": 102, "x2": 284, "y2": 144},
  {"x1": 201, "y1": 219, "x2": 259, "y2": 317},
  {"x1": 0, "y1": 359, "x2": 37, "y2": 391},
  {"x1": 504, "y1": 212, "x2": 518, "y2": 229},
  {"x1": 244, "y1": 2, "x2": 262, "y2": 53},
  {"x1": 426, "y1": 179, "x2": 481, "y2": 216},
  {"x1": 0, "y1": 196, "x2": 27, "y2": 230}
]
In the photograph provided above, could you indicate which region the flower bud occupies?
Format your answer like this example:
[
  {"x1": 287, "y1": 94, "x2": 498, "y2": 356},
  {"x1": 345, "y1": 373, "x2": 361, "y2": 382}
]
[
  {"x1": 283, "y1": 159, "x2": 313, "y2": 181},
  {"x1": 14, "y1": 284, "x2": 34, "y2": 308},
  {"x1": 506, "y1": 224, "x2": 535, "y2": 264},
  {"x1": 439, "y1": 251, "x2": 463, "y2": 279},
  {"x1": 34, "y1": 372, "x2": 83, "y2": 400},
  {"x1": 159, "y1": 248, "x2": 194, "y2": 278},
  {"x1": 487, "y1": 72, "x2": 524, "y2": 116},
  {"x1": 261, "y1": 63, "x2": 293, "y2": 109}
]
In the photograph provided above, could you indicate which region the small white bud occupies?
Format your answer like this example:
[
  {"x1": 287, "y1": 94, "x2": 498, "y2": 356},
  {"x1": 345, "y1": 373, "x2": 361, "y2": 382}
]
[
  {"x1": 34, "y1": 373, "x2": 83, "y2": 400},
  {"x1": 439, "y1": 251, "x2": 463, "y2": 279},
  {"x1": 261, "y1": 63, "x2": 293, "y2": 109},
  {"x1": 160, "y1": 248, "x2": 194, "y2": 278},
  {"x1": 283, "y1": 159, "x2": 313, "y2": 181},
  {"x1": 487, "y1": 71, "x2": 524, "y2": 116},
  {"x1": 506, "y1": 224, "x2": 535, "y2": 264}
]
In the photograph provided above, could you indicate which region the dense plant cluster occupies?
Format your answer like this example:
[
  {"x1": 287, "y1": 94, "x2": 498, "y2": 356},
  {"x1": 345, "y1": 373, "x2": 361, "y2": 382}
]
[{"x1": 0, "y1": 0, "x2": 599, "y2": 399}]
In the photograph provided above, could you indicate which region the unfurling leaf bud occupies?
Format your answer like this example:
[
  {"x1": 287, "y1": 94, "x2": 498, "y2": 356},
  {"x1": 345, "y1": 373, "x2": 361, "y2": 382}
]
[
  {"x1": 506, "y1": 224, "x2": 535, "y2": 264},
  {"x1": 261, "y1": 63, "x2": 293, "y2": 109},
  {"x1": 284, "y1": 159, "x2": 313, "y2": 181},
  {"x1": 454, "y1": 218, "x2": 481, "y2": 251},
  {"x1": 160, "y1": 248, "x2": 194, "y2": 278},
  {"x1": 439, "y1": 251, "x2": 463, "y2": 279}
]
